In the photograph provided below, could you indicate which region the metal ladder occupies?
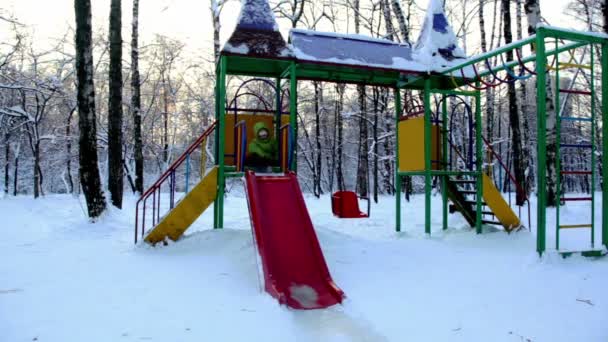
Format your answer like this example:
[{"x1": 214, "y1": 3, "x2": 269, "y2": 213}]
[{"x1": 555, "y1": 44, "x2": 597, "y2": 253}]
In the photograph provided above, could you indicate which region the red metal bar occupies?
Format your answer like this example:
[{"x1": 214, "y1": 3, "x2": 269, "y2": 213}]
[
  {"x1": 561, "y1": 170, "x2": 592, "y2": 175},
  {"x1": 558, "y1": 88, "x2": 592, "y2": 96},
  {"x1": 561, "y1": 197, "x2": 593, "y2": 201},
  {"x1": 134, "y1": 121, "x2": 217, "y2": 243}
]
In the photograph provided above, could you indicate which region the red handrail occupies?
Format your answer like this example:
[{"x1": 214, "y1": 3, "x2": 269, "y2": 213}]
[{"x1": 134, "y1": 121, "x2": 217, "y2": 243}]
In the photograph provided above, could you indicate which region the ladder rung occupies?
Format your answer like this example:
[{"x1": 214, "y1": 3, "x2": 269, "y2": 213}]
[
  {"x1": 561, "y1": 170, "x2": 592, "y2": 175},
  {"x1": 482, "y1": 220, "x2": 501, "y2": 225},
  {"x1": 561, "y1": 197, "x2": 592, "y2": 202},
  {"x1": 559, "y1": 224, "x2": 592, "y2": 229},
  {"x1": 452, "y1": 180, "x2": 476, "y2": 184},
  {"x1": 465, "y1": 200, "x2": 487, "y2": 205},
  {"x1": 559, "y1": 88, "x2": 592, "y2": 95},
  {"x1": 460, "y1": 190, "x2": 477, "y2": 195},
  {"x1": 560, "y1": 116, "x2": 593, "y2": 122},
  {"x1": 557, "y1": 63, "x2": 592, "y2": 70},
  {"x1": 560, "y1": 143, "x2": 593, "y2": 149}
]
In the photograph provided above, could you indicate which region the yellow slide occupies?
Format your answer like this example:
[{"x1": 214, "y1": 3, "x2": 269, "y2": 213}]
[
  {"x1": 482, "y1": 173, "x2": 520, "y2": 231},
  {"x1": 144, "y1": 167, "x2": 218, "y2": 245}
]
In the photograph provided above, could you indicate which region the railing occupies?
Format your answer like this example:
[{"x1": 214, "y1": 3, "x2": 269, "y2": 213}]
[
  {"x1": 280, "y1": 124, "x2": 293, "y2": 172},
  {"x1": 481, "y1": 136, "x2": 532, "y2": 230},
  {"x1": 234, "y1": 120, "x2": 247, "y2": 172},
  {"x1": 446, "y1": 134, "x2": 531, "y2": 230},
  {"x1": 134, "y1": 121, "x2": 217, "y2": 244}
]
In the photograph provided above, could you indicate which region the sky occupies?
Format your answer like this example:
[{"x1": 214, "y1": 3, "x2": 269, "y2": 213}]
[{"x1": 1, "y1": 0, "x2": 576, "y2": 59}]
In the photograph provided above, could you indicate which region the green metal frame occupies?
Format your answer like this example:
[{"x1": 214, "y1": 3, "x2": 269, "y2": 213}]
[{"x1": 212, "y1": 26, "x2": 607, "y2": 257}]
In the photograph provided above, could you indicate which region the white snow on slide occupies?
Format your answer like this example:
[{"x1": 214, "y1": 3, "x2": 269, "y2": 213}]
[{"x1": 0, "y1": 192, "x2": 607, "y2": 341}]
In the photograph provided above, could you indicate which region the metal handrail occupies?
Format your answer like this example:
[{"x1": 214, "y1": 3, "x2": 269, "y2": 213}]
[{"x1": 134, "y1": 121, "x2": 217, "y2": 244}]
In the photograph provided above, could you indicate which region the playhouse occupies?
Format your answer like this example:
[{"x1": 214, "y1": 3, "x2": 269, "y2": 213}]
[{"x1": 134, "y1": 0, "x2": 608, "y2": 309}]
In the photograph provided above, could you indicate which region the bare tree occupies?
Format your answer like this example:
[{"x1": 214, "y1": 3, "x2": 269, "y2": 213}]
[
  {"x1": 108, "y1": 0, "x2": 123, "y2": 208},
  {"x1": 131, "y1": 0, "x2": 143, "y2": 194},
  {"x1": 74, "y1": 0, "x2": 106, "y2": 218}
]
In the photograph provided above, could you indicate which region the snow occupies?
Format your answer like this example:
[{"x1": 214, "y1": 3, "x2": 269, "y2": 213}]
[
  {"x1": 1, "y1": 191, "x2": 607, "y2": 341},
  {"x1": 290, "y1": 30, "x2": 428, "y2": 73},
  {"x1": 414, "y1": 0, "x2": 467, "y2": 71},
  {"x1": 236, "y1": 0, "x2": 279, "y2": 32},
  {"x1": 223, "y1": 42, "x2": 250, "y2": 55}
]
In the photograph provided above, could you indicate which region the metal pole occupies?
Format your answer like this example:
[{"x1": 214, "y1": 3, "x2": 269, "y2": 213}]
[
  {"x1": 536, "y1": 28, "x2": 548, "y2": 256},
  {"x1": 475, "y1": 87, "x2": 483, "y2": 234},
  {"x1": 289, "y1": 62, "x2": 297, "y2": 172},
  {"x1": 216, "y1": 56, "x2": 227, "y2": 229},
  {"x1": 424, "y1": 79, "x2": 432, "y2": 235},
  {"x1": 555, "y1": 38, "x2": 562, "y2": 250},
  {"x1": 395, "y1": 88, "x2": 402, "y2": 232},
  {"x1": 602, "y1": 42, "x2": 608, "y2": 249},
  {"x1": 442, "y1": 95, "x2": 448, "y2": 231}
]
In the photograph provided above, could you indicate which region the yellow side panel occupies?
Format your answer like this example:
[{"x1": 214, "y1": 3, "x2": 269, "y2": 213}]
[
  {"x1": 144, "y1": 167, "x2": 218, "y2": 245},
  {"x1": 398, "y1": 117, "x2": 441, "y2": 172},
  {"x1": 482, "y1": 173, "x2": 520, "y2": 231},
  {"x1": 225, "y1": 113, "x2": 290, "y2": 165}
]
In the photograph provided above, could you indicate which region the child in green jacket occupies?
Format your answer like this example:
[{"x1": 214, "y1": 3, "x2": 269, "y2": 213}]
[{"x1": 247, "y1": 121, "x2": 278, "y2": 169}]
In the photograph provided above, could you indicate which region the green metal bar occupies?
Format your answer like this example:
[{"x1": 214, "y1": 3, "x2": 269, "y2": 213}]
[
  {"x1": 602, "y1": 43, "x2": 608, "y2": 249},
  {"x1": 442, "y1": 95, "x2": 448, "y2": 231},
  {"x1": 555, "y1": 38, "x2": 562, "y2": 250},
  {"x1": 289, "y1": 62, "x2": 297, "y2": 171},
  {"x1": 476, "y1": 41, "x2": 587, "y2": 78},
  {"x1": 395, "y1": 89, "x2": 402, "y2": 232},
  {"x1": 424, "y1": 79, "x2": 432, "y2": 235},
  {"x1": 542, "y1": 26, "x2": 608, "y2": 45},
  {"x1": 213, "y1": 62, "x2": 220, "y2": 229},
  {"x1": 440, "y1": 36, "x2": 537, "y2": 75},
  {"x1": 216, "y1": 56, "x2": 227, "y2": 229},
  {"x1": 275, "y1": 77, "x2": 281, "y2": 144},
  {"x1": 475, "y1": 87, "x2": 483, "y2": 234},
  {"x1": 536, "y1": 31, "x2": 548, "y2": 256},
  {"x1": 432, "y1": 89, "x2": 479, "y2": 97},
  {"x1": 590, "y1": 44, "x2": 596, "y2": 248}
]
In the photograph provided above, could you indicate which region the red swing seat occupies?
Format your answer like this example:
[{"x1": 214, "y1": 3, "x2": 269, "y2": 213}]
[{"x1": 331, "y1": 191, "x2": 369, "y2": 218}]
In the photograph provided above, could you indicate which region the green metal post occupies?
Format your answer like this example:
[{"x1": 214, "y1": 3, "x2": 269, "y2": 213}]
[
  {"x1": 590, "y1": 45, "x2": 596, "y2": 248},
  {"x1": 395, "y1": 88, "x2": 402, "y2": 232},
  {"x1": 289, "y1": 62, "x2": 297, "y2": 172},
  {"x1": 424, "y1": 79, "x2": 432, "y2": 235},
  {"x1": 215, "y1": 56, "x2": 227, "y2": 229},
  {"x1": 442, "y1": 95, "x2": 448, "y2": 231},
  {"x1": 536, "y1": 29, "x2": 547, "y2": 256},
  {"x1": 213, "y1": 62, "x2": 220, "y2": 229},
  {"x1": 475, "y1": 88, "x2": 483, "y2": 234},
  {"x1": 275, "y1": 77, "x2": 282, "y2": 143},
  {"x1": 602, "y1": 43, "x2": 608, "y2": 249},
  {"x1": 555, "y1": 38, "x2": 562, "y2": 250}
]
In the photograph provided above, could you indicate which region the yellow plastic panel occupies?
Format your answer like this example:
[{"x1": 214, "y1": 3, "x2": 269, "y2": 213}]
[
  {"x1": 398, "y1": 117, "x2": 441, "y2": 172},
  {"x1": 225, "y1": 113, "x2": 290, "y2": 165},
  {"x1": 144, "y1": 167, "x2": 218, "y2": 245},
  {"x1": 482, "y1": 173, "x2": 520, "y2": 231}
]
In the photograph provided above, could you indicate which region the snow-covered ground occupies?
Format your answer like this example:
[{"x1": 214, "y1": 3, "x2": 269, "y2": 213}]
[{"x1": 1, "y1": 190, "x2": 607, "y2": 341}]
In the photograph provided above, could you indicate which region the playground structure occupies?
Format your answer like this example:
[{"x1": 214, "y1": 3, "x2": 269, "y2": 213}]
[{"x1": 133, "y1": 0, "x2": 608, "y2": 309}]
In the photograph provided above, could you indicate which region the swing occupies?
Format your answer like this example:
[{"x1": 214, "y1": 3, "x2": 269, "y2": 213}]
[{"x1": 331, "y1": 191, "x2": 370, "y2": 218}]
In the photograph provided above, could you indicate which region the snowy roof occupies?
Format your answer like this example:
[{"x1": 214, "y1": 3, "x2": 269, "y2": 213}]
[
  {"x1": 290, "y1": 29, "x2": 427, "y2": 73},
  {"x1": 221, "y1": 0, "x2": 293, "y2": 59},
  {"x1": 414, "y1": 0, "x2": 467, "y2": 70}
]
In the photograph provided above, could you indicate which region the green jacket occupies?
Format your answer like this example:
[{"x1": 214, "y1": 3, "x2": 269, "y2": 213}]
[{"x1": 248, "y1": 121, "x2": 278, "y2": 161}]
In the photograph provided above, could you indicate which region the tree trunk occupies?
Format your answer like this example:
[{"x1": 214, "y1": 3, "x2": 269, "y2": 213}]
[
  {"x1": 66, "y1": 108, "x2": 75, "y2": 194},
  {"x1": 131, "y1": 0, "x2": 144, "y2": 194},
  {"x1": 75, "y1": 0, "x2": 107, "y2": 218},
  {"x1": 603, "y1": 0, "x2": 608, "y2": 33},
  {"x1": 314, "y1": 81, "x2": 323, "y2": 197},
  {"x1": 13, "y1": 143, "x2": 19, "y2": 196},
  {"x1": 372, "y1": 88, "x2": 379, "y2": 203},
  {"x1": 391, "y1": 0, "x2": 410, "y2": 43},
  {"x1": 3, "y1": 133, "x2": 9, "y2": 195},
  {"x1": 336, "y1": 83, "x2": 345, "y2": 191},
  {"x1": 108, "y1": 0, "x2": 124, "y2": 208},
  {"x1": 526, "y1": 0, "x2": 557, "y2": 206},
  {"x1": 502, "y1": 0, "x2": 525, "y2": 205}
]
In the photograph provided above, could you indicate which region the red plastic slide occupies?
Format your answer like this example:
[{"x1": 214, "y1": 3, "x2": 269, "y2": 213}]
[{"x1": 244, "y1": 171, "x2": 345, "y2": 309}]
